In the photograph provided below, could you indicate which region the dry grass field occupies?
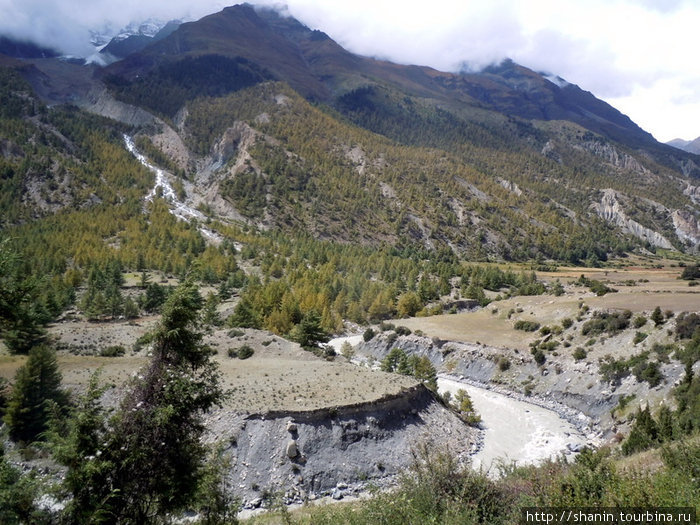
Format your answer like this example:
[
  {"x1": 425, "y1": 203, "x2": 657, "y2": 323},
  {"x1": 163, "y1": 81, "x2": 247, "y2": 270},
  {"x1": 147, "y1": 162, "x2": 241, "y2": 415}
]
[
  {"x1": 0, "y1": 322, "x2": 417, "y2": 414},
  {"x1": 398, "y1": 259, "x2": 700, "y2": 356}
]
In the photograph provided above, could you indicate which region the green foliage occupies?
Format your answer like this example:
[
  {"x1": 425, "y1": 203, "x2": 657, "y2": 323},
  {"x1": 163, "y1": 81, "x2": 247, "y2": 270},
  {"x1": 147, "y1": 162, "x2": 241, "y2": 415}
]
[
  {"x1": 289, "y1": 310, "x2": 329, "y2": 350},
  {"x1": 577, "y1": 275, "x2": 616, "y2": 296},
  {"x1": 363, "y1": 328, "x2": 375, "y2": 342},
  {"x1": 680, "y1": 264, "x2": 700, "y2": 280},
  {"x1": 381, "y1": 348, "x2": 437, "y2": 390},
  {"x1": 633, "y1": 331, "x2": 648, "y2": 345},
  {"x1": 514, "y1": 320, "x2": 540, "y2": 332},
  {"x1": 622, "y1": 407, "x2": 659, "y2": 455},
  {"x1": 581, "y1": 309, "x2": 631, "y2": 336},
  {"x1": 0, "y1": 450, "x2": 48, "y2": 524},
  {"x1": 633, "y1": 314, "x2": 647, "y2": 328},
  {"x1": 4, "y1": 345, "x2": 69, "y2": 443},
  {"x1": 396, "y1": 291, "x2": 421, "y2": 318},
  {"x1": 651, "y1": 306, "x2": 665, "y2": 327},
  {"x1": 675, "y1": 312, "x2": 700, "y2": 339},
  {"x1": 99, "y1": 345, "x2": 126, "y2": 357},
  {"x1": 55, "y1": 281, "x2": 225, "y2": 523},
  {"x1": 573, "y1": 347, "x2": 587, "y2": 361},
  {"x1": 236, "y1": 344, "x2": 254, "y2": 360},
  {"x1": 452, "y1": 389, "x2": 481, "y2": 426},
  {"x1": 0, "y1": 240, "x2": 48, "y2": 353}
]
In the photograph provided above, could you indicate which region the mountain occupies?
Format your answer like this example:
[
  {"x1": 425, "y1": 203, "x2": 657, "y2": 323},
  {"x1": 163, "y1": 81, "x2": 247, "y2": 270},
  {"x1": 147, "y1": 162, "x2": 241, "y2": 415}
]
[
  {"x1": 669, "y1": 136, "x2": 700, "y2": 155},
  {"x1": 2, "y1": 2, "x2": 700, "y2": 262},
  {"x1": 100, "y1": 20, "x2": 181, "y2": 61},
  {"x1": 0, "y1": 36, "x2": 59, "y2": 59}
]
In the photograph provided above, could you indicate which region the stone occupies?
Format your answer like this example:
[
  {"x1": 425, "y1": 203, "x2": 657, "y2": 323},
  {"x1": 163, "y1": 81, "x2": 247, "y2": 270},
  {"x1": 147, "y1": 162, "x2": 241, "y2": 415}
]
[
  {"x1": 286, "y1": 420, "x2": 297, "y2": 433},
  {"x1": 286, "y1": 440, "x2": 299, "y2": 458}
]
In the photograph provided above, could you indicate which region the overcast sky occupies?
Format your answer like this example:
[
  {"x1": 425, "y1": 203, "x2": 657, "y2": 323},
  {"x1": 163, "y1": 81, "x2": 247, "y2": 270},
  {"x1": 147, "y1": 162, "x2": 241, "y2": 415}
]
[{"x1": 1, "y1": 0, "x2": 698, "y2": 142}]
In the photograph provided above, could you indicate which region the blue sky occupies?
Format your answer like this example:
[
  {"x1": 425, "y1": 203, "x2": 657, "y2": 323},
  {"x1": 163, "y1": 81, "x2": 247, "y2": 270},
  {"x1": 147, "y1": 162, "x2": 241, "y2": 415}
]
[{"x1": 1, "y1": 0, "x2": 698, "y2": 142}]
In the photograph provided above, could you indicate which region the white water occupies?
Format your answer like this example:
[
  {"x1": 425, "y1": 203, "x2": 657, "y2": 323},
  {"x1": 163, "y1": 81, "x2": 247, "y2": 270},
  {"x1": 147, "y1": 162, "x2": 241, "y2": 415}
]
[
  {"x1": 327, "y1": 336, "x2": 588, "y2": 476},
  {"x1": 437, "y1": 377, "x2": 587, "y2": 475},
  {"x1": 124, "y1": 135, "x2": 221, "y2": 242}
]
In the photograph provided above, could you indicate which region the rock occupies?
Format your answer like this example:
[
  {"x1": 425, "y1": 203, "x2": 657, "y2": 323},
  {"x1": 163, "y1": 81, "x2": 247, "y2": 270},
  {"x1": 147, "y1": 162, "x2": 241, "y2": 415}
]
[
  {"x1": 336, "y1": 482, "x2": 348, "y2": 490},
  {"x1": 286, "y1": 421, "x2": 297, "y2": 433},
  {"x1": 286, "y1": 440, "x2": 299, "y2": 458},
  {"x1": 332, "y1": 488, "x2": 343, "y2": 500},
  {"x1": 567, "y1": 443, "x2": 583, "y2": 453}
]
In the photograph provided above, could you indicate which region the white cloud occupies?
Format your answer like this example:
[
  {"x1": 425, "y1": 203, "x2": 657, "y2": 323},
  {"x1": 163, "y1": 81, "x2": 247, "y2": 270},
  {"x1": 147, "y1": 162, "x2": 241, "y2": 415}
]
[{"x1": 0, "y1": 0, "x2": 698, "y2": 141}]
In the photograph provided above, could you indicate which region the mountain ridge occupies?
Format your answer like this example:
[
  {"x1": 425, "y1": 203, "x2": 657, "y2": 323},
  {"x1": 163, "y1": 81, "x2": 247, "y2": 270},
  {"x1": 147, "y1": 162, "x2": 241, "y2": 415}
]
[{"x1": 1, "y1": 3, "x2": 700, "y2": 258}]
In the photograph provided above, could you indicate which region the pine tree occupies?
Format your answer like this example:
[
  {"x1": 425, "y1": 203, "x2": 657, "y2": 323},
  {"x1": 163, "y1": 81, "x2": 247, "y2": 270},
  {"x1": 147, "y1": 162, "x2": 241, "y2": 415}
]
[
  {"x1": 0, "y1": 241, "x2": 47, "y2": 354},
  {"x1": 57, "y1": 281, "x2": 226, "y2": 523},
  {"x1": 4, "y1": 345, "x2": 68, "y2": 443}
]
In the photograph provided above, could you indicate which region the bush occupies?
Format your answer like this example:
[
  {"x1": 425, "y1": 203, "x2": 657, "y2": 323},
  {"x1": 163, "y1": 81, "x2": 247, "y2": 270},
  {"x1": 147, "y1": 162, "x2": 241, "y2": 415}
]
[
  {"x1": 573, "y1": 347, "x2": 587, "y2": 361},
  {"x1": 498, "y1": 357, "x2": 511, "y2": 371},
  {"x1": 100, "y1": 345, "x2": 126, "y2": 357},
  {"x1": 363, "y1": 328, "x2": 375, "y2": 341},
  {"x1": 675, "y1": 312, "x2": 700, "y2": 339},
  {"x1": 531, "y1": 348, "x2": 546, "y2": 365},
  {"x1": 395, "y1": 326, "x2": 412, "y2": 336},
  {"x1": 633, "y1": 332, "x2": 648, "y2": 345},
  {"x1": 237, "y1": 344, "x2": 254, "y2": 360},
  {"x1": 561, "y1": 318, "x2": 573, "y2": 329},
  {"x1": 514, "y1": 320, "x2": 540, "y2": 332},
  {"x1": 632, "y1": 315, "x2": 647, "y2": 328},
  {"x1": 581, "y1": 310, "x2": 631, "y2": 336}
]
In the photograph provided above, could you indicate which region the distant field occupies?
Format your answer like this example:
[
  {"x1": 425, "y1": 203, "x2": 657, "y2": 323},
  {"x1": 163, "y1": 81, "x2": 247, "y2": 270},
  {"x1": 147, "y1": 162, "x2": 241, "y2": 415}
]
[{"x1": 397, "y1": 261, "x2": 700, "y2": 353}]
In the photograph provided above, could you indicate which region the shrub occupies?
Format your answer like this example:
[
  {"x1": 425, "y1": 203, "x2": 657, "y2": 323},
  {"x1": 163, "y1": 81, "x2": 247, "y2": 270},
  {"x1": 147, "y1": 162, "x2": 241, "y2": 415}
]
[
  {"x1": 680, "y1": 264, "x2": 700, "y2": 280},
  {"x1": 632, "y1": 315, "x2": 647, "y2": 328},
  {"x1": 100, "y1": 345, "x2": 126, "y2": 357},
  {"x1": 573, "y1": 347, "x2": 587, "y2": 361},
  {"x1": 531, "y1": 348, "x2": 546, "y2": 365},
  {"x1": 561, "y1": 318, "x2": 573, "y2": 329},
  {"x1": 498, "y1": 357, "x2": 511, "y2": 371},
  {"x1": 581, "y1": 310, "x2": 631, "y2": 336},
  {"x1": 363, "y1": 328, "x2": 375, "y2": 342},
  {"x1": 395, "y1": 326, "x2": 412, "y2": 336},
  {"x1": 237, "y1": 344, "x2": 254, "y2": 360},
  {"x1": 675, "y1": 312, "x2": 700, "y2": 339},
  {"x1": 514, "y1": 320, "x2": 540, "y2": 332},
  {"x1": 633, "y1": 332, "x2": 648, "y2": 345}
]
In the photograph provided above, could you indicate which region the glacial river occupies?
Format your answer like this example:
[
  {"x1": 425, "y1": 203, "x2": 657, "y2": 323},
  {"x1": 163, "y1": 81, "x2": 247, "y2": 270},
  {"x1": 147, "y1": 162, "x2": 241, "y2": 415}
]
[{"x1": 328, "y1": 337, "x2": 589, "y2": 476}]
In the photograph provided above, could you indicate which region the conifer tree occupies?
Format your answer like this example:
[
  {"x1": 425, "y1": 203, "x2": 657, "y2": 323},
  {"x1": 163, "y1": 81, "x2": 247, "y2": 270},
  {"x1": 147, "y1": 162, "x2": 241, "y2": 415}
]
[
  {"x1": 4, "y1": 345, "x2": 68, "y2": 443},
  {"x1": 55, "y1": 281, "x2": 226, "y2": 523}
]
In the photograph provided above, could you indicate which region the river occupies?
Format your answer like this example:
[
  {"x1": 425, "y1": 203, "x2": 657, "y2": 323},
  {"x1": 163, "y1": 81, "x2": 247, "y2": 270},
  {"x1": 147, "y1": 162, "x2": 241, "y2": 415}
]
[
  {"x1": 328, "y1": 336, "x2": 588, "y2": 476},
  {"x1": 123, "y1": 134, "x2": 221, "y2": 243}
]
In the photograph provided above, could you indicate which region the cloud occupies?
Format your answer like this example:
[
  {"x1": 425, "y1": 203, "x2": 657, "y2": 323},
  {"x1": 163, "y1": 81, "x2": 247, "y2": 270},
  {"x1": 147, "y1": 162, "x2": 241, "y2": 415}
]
[{"x1": 0, "y1": 0, "x2": 698, "y2": 140}]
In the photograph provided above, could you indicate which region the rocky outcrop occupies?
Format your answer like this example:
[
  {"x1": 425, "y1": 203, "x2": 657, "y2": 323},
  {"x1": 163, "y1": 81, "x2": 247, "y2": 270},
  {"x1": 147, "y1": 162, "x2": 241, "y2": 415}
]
[
  {"x1": 591, "y1": 189, "x2": 674, "y2": 249},
  {"x1": 576, "y1": 141, "x2": 648, "y2": 175},
  {"x1": 206, "y1": 384, "x2": 476, "y2": 505},
  {"x1": 672, "y1": 209, "x2": 700, "y2": 249},
  {"x1": 78, "y1": 85, "x2": 158, "y2": 128}
]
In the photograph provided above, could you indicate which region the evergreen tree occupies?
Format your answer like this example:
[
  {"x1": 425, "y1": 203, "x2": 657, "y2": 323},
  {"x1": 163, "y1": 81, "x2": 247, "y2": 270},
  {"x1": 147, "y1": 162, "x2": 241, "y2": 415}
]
[
  {"x1": 4, "y1": 345, "x2": 68, "y2": 443},
  {"x1": 0, "y1": 241, "x2": 47, "y2": 354},
  {"x1": 56, "y1": 281, "x2": 225, "y2": 523},
  {"x1": 289, "y1": 310, "x2": 329, "y2": 349}
]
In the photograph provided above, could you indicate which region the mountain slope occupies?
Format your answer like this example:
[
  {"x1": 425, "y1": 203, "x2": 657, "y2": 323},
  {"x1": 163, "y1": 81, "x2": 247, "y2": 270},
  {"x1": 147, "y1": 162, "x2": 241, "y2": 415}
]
[
  {"x1": 669, "y1": 136, "x2": 700, "y2": 155},
  {"x1": 3, "y1": 3, "x2": 700, "y2": 257}
]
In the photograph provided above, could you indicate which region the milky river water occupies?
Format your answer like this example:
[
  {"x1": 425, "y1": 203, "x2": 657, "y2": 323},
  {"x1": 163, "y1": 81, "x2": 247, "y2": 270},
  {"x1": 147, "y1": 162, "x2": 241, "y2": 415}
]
[{"x1": 328, "y1": 336, "x2": 588, "y2": 476}]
